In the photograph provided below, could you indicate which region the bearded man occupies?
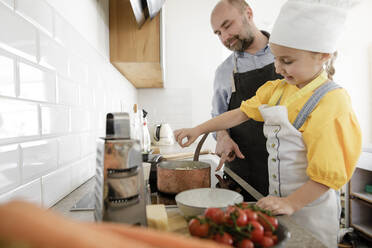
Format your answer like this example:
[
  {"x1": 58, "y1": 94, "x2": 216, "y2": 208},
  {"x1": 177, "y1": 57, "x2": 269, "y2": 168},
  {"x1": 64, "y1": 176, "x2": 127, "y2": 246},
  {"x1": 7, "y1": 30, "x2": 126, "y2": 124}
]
[{"x1": 211, "y1": 0, "x2": 282, "y2": 200}]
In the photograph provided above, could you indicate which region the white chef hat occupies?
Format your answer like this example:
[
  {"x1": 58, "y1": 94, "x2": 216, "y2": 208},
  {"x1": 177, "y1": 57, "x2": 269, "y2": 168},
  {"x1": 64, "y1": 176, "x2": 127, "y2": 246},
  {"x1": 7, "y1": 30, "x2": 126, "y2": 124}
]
[{"x1": 269, "y1": 0, "x2": 351, "y2": 53}]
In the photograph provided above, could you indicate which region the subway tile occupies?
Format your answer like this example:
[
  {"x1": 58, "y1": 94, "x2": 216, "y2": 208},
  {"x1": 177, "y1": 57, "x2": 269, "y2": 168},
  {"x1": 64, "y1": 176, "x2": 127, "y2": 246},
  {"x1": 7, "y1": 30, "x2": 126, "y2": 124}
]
[
  {"x1": 0, "y1": 178, "x2": 42, "y2": 205},
  {"x1": 39, "y1": 32, "x2": 69, "y2": 76},
  {"x1": 71, "y1": 158, "x2": 92, "y2": 190},
  {"x1": 0, "y1": 52, "x2": 15, "y2": 97},
  {"x1": 54, "y1": 14, "x2": 73, "y2": 51},
  {"x1": 40, "y1": 104, "x2": 69, "y2": 135},
  {"x1": 70, "y1": 107, "x2": 90, "y2": 132},
  {"x1": 69, "y1": 55, "x2": 88, "y2": 84},
  {"x1": 0, "y1": 3, "x2": 37, "y2": 61},
  {"x1": 56, "y1": 75, "x2": 78, "y2": 105},
  {"x1": 41, "y1": 165, "x2": 71, "y2": 207},
  {"x1": 0, "y1": 0, "x2": 13, "y2": 9},
  {"x1": 58, "y1": 134, "x2": 80, "y2": 166},
  {"x1": 16, "y1": 0, "x2": 53, "y2": 35},
  {"x1": 19, "y1": 62, "x2": 56, "y2": 102},
  {"x1": 0, "y1": 98, "x2": 39, "y2": 140},
  {"x1": 79, "y1": 85, "x2": 94, "y2": 108},
  {"x1": 21, "y1": 139, "x2": 58, "y2": 183},
  {"x1": 80, "y1": 132, "x2": 96, "y2": 157},
  {"x1": 0, "y1": 145, "x2": 20, "y2": 194}
]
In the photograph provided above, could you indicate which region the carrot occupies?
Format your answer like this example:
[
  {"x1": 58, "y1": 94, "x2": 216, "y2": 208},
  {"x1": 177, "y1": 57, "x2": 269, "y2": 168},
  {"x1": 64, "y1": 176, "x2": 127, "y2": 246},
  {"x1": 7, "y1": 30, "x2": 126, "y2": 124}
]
[
  {"x1": 0, "y1": 201, "x2": 157, "y2": 248},
  {"x1": 89, "y1": 222, "x2": 230, "y2": 248}
]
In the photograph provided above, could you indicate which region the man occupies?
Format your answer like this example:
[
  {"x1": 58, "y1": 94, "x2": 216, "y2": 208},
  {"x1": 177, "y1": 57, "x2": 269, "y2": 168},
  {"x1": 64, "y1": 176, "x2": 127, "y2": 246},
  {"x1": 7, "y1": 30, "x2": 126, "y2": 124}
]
[{"x1": 211, "y1": 0, "x2": 282, "y2": 200}]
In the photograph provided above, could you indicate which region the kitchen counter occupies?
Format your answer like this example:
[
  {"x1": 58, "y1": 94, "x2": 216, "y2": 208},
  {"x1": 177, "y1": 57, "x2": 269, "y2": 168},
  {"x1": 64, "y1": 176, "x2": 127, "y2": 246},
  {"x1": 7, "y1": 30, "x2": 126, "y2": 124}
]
[{"x1": 52, "y1": 177, "x2": 326, "y2": 248}]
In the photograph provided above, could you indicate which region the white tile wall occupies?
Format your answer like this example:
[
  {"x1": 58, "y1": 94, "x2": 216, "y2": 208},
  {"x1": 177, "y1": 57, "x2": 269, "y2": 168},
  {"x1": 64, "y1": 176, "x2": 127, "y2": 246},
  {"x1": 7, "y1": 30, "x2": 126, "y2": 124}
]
[
  {"x1": 0, "y1": 0, "x2": 137, "y2": 207},
  {"x1": 41, "y1": 104, "x2": 69, "y2": 135},
  {"x1": 39, "y1": 32, "x2": 69, "y2": 76},
  {"x1": 0, "y1": 3, "x2": 37, "y2": 61},
  {"x1": 58, "y1": 134, "x2": 80, "y2": 166},
  {"x1": 0, "y1": 51, "x2": 15, "y2": 97},
  {"x1": 0, "y1": 98, "x2": 39, "y2": 140},
  {"x1": 0, "y1": 145, "x2": 20, "y2": 194},
  {"x1": 56, "y1": 75, "x2": 79, "y2": 105},
  {"x1": 19, "y1": 61, "x2": 56, "y2": 102},
  {"x1": 0, "y1": 0, "x2": 13, "y2": 9},
  {"x1": 21, "y1": 139, "x2": 58, "y2": 183},
  {"x1": 0, "y1": 179, "x2": 42, "y2": 205},
  {"x1": 41, "y1": 165, "x2": 71, "y2": 207},
  {"x1": 16, "y1": 0, "x2": 54, "y2": 36}
]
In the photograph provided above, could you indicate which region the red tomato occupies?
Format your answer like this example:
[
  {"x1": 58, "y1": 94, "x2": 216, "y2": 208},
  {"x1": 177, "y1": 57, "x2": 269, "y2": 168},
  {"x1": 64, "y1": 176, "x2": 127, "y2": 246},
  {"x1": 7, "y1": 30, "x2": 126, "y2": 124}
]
[
  {"x1": 225, "y1": 206, "x2": 248, "y2": 226},
  {"x1": 238, "y1": 239, "x2": 254, "y2": 248},
  {"x1": 258, "y1": 213, "x2": 278, "y2": 231},
  {"x1": 213, "y1": 232, "x2": 233, "y2": 246},
  {"x1": 204, "y1": 208, "x2": 225, "y2": 224},
  {"x1": 244, "y1": 209, "x2": 258, "y2": 221},
  {"x1": 188, "y1": 218, "x2": 209, "y2": 237},
  {"x1": 264, "y1": 231, "x2": 273, "y2": 237},
  {"x1": 240, "y1": 202, "x2": 250, "y2": 209},
  {"x1": 272, "y1": 235, "x2": 278, "y2": 244},
  {"x1": 260, "y1": 236, "x2": 274, "y2": 247},
  {"x1": 249, "y1": 220, "x2": 264, "y2": 243}
]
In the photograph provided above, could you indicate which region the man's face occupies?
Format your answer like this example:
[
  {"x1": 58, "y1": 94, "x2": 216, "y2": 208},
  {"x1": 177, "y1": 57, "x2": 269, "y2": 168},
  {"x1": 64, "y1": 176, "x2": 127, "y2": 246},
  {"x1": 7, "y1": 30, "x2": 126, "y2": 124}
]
[{"x1": 211, "y1": 2, "x2": 254, "y2": 52}]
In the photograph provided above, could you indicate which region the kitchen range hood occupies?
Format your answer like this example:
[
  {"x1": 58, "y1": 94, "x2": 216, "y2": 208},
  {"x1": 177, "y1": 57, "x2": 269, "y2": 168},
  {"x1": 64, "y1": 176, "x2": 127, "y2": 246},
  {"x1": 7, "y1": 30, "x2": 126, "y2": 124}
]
[{"x1": 129, "y1": 0, "x2": 165, "y2": 28}]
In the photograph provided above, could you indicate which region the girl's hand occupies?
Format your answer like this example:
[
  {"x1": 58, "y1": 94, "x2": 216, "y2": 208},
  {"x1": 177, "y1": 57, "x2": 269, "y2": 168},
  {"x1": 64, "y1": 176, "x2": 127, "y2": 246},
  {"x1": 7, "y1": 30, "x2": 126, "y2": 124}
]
[
  {"x1": 256, "y1": 196, "x2": 296, "y2": 216},
  {"x1": 174, "y1": 128, "x2": 201, "y2": 147}
]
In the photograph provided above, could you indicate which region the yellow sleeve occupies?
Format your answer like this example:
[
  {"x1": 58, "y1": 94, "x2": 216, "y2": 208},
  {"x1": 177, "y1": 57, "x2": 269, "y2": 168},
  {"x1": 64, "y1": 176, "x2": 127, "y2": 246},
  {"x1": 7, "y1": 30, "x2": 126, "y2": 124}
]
[
  {"x1": 303, "y1": 91, "x2": 362, "y2": 190},
  {"x1": 240, "y1": 80, "x2": 283, "y2": 121}
]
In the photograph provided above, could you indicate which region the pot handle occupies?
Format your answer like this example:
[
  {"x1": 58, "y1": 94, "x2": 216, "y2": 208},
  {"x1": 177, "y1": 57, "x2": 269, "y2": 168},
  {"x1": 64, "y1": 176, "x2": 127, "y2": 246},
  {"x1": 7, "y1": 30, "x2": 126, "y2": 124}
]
[{"x1": 193, "y1": 133, "x2": 209, "y2": 161}]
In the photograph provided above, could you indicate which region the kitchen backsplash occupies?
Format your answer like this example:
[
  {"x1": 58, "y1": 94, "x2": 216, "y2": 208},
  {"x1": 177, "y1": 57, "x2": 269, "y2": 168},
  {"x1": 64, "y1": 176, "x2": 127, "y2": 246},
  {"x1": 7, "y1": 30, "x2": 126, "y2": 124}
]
[{"x1": 0, "y1": 0, "x2": 137, "y2": 207}]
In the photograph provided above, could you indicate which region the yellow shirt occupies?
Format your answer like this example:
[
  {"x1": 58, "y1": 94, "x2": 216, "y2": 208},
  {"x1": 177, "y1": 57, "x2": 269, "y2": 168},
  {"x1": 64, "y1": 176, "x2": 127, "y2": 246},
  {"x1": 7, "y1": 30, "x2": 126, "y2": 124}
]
[{"x1": 240, "y1": 79, "x2": 362, "y2": 190}]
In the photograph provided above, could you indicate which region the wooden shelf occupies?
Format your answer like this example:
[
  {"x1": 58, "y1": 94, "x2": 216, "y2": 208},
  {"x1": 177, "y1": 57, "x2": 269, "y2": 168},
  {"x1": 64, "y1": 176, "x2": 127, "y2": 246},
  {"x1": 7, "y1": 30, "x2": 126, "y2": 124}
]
[
  {"x1": 349, "y1": 153, "x2": 372, "y2": 239},
  {"x1": 351, "y1": 192, "x2": 372, "y2": 204},
  {"x1": 352, "y1": 223, "x2": 372, "y2": 239},
  {"x1": 109, "y1": 0, "x2": 163, "y2": 88}
]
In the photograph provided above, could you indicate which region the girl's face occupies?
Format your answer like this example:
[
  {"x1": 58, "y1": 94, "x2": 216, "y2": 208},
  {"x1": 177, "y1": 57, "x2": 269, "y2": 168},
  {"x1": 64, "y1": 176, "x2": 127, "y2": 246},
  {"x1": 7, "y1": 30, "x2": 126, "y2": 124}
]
[{"x1": 270, "y1": 43, "x2": 331, "y2": 88}]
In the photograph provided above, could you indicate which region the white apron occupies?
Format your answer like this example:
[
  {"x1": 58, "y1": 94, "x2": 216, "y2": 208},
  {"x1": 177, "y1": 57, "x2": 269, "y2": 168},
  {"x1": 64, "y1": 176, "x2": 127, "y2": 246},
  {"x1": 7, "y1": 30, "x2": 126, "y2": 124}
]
[{"x1": 259, "y1": 82, "x2": 341, "y2": 248}]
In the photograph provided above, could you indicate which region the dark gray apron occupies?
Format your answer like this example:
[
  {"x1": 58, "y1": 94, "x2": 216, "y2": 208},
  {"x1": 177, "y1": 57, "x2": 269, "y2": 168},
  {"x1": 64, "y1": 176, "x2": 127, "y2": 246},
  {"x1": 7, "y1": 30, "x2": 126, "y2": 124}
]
[{"x1": 226, "y1": 60, "x2": 282, "y2": 201}]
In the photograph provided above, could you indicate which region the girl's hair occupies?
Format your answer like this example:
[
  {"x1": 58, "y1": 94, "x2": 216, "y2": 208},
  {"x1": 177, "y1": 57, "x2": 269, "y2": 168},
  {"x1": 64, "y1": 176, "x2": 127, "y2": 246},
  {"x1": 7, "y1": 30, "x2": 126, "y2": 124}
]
[{"x1": 325, "y1": 51, "x2": 337, "y2": 80}]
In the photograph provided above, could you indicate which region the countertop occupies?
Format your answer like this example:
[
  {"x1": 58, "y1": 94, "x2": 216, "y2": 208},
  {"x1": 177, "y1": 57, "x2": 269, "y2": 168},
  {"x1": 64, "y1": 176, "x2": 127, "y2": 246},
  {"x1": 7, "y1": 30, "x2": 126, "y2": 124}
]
[{"x1": 52, "y1": 178, "x2": 326, "y2": 248}]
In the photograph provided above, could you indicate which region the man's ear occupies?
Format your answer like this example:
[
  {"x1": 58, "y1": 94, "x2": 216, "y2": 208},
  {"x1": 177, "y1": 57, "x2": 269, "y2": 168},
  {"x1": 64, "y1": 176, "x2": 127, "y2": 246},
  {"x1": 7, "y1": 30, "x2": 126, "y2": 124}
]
[
  {"x1": 321, "y1": 53, "x2": 332, "y2": 63},
  {"x1": 244, "y1": 6, "x2": 253, "y2": 21}
]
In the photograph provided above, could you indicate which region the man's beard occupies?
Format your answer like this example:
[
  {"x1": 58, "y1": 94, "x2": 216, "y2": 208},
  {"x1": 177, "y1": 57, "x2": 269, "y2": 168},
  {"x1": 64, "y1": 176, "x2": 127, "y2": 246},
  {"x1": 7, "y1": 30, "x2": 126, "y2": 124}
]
[{"x1": 227, "y1": 34, "x2": 254, "y2": 52}]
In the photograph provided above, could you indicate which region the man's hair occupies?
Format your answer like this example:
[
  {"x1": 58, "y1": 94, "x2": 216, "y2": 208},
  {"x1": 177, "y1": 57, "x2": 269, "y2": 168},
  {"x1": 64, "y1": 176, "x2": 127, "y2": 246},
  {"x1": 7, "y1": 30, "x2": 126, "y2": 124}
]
[{"x1": 226, "y1": 0, "x2": 250, "y2": 13}]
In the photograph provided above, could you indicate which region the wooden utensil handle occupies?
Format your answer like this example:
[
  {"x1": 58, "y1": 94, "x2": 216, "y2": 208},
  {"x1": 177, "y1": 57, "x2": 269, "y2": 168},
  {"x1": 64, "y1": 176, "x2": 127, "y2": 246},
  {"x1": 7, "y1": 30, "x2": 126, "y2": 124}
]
[{"x1": 162, "y1": 150, "x2": 210, "y2": 160}]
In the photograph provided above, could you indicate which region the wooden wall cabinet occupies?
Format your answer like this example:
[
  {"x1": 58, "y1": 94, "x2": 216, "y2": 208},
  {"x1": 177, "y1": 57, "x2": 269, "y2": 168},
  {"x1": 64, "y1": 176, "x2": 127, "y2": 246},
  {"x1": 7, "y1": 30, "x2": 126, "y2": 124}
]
[
  {"x1": 109, "y1": 0, "x2": 163, "y2": 88},
  {"x1": 348, "y1": 150, "x2": 372, "y2": 240}
]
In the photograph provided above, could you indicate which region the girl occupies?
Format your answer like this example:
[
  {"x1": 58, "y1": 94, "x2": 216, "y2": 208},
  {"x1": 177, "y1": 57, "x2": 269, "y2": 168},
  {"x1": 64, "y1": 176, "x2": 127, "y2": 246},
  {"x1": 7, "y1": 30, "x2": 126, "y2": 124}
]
[{"x1": 174, "y1": 0, "x2": 361, "y2": 247}]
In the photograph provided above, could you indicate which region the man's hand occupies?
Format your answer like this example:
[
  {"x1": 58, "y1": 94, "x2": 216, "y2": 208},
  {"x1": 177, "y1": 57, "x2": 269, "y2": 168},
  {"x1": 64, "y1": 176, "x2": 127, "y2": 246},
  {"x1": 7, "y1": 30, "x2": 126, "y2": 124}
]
[{"x1": 215, "y1": 131, "x2": 244, "y2": 171}]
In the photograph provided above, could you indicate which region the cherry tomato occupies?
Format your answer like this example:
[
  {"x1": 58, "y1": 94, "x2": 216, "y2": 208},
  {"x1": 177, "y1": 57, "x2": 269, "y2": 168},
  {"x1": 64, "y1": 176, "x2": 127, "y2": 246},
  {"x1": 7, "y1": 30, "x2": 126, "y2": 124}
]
[
  {"x1": 260, "y1": 236, "x2": 274, "y2": 247},
  {"x1": 238, "y1": 239, "x2": 254, "y2": 248},
  {"x1": 204, "y1": 207, "x2": 225, "y2": 224},
  {"x1": 258, "y1": 213, "x2": 278, "y2": 231},
  {"x1": 264, "y1": 231, "x2": 273, "y2": 237},
  {"x1": 249, "y1": 220, "x2": 264, "y2": 243},
  {"x1": 188, "y1": 218, "x2": 209, "y2": 237},
  {"x1": 244, "y1": 209, "x2": 258, "y2": 221},
  {"x1": 272, "y1": 235, "x2": 278, "y2": 244},
  {"x1": 213, "y1": 232, "x2": 234, "y2": 245},
  {"x1": 225, "y1": 206, "x2": 248, "y2": 226},
  {"x1": 240, "y1": 202, "x2": 250, "y2": 209}
]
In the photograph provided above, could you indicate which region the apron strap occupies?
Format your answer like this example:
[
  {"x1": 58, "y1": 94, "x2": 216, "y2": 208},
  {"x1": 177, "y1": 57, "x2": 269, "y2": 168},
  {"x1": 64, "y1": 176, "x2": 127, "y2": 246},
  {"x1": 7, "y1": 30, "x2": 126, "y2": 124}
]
[{"x1": 293, "y1": 82, "x2": 341, "y2": 130}]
